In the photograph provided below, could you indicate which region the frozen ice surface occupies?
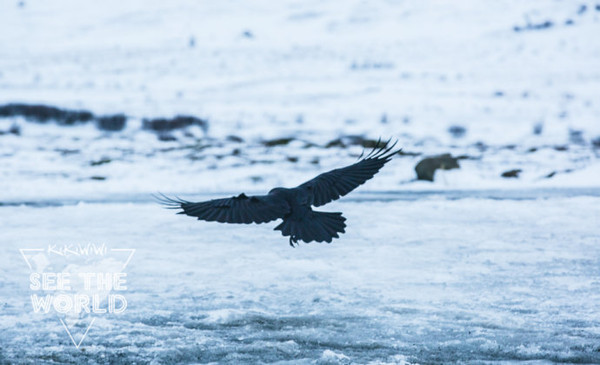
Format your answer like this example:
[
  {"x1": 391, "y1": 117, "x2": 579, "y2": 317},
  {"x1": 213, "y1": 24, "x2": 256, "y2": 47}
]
[{"x1": 1, "y1": 195, "x2": 599, "y2": 364}]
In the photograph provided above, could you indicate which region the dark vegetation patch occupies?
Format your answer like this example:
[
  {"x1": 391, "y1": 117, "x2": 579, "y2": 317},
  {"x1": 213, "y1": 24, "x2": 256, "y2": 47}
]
[
  {"x1": 415, "y1": 154, "x2": 460, "y2": 181},
  {"x1": 142, "y1": 115, "x2": 208, "y2": 132},
  {"x1": 513, "y1": 20, "x2": 553, "y2": 32},
  {"x1": 0, "y1": 103, "x2": 93, "y2": 125},
  {"x1": 262, "y1": 137, "x2": 295, "y2": 147},
  {"x1": 158, "y1": 134, "x2": 178, "y2": 142},
  {"x1": 55, "y1": 148, "x2": 79, "y2": 155},
  {"x1": 90, "y1": 158, "x2": 111, "y2": 166},
  {"x1": 545, "y1": 169, "x2": 572, "y2": 179},
  {"x1": 325, "y1": 136, "x2": 389, "y2": 149},
  {"x1": 97, "y1": 114, "x2": 127, "y2": 131},
  {"x1": 501, "y1": 169, "x2": 522, "y2": 178},
  {"x1": 448, "y1": 125, "x2": 467, "y2": 138},
  {"x1": 0, "y1": 103, "x2": 213, "y2": 136}
]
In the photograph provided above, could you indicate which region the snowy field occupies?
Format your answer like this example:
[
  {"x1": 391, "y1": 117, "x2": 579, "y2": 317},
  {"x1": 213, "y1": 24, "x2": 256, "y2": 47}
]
[{"x1": 1, "y1": 0, "x2": 600, "y2": 364}]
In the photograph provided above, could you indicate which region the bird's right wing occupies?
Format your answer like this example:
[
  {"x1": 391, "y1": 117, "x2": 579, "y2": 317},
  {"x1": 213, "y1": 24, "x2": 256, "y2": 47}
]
[
  {"x1": 294, "y1": 140, "x2": 399, "y2": 207},
  {"x1": 156, "y1": 193, "x2": 290, "y2": 224}
]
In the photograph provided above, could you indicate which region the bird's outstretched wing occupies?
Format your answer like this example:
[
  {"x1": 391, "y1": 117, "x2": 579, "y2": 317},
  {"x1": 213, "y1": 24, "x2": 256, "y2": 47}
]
[
  {"x1": 155, "y1": 193, "x2": 290, "y2": 224},
  {"x1": 294, "y1": 139, "x2": 400, "y2": 207}
]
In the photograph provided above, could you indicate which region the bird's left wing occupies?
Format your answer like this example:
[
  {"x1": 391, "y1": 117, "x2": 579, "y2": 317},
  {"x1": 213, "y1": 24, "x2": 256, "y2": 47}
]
[
  {"x1": 156, "y1": 193, "x2": 290, "y2": 224},
  {"x1": 294, "y1": 140, "x2": 400, "y2": 207}
]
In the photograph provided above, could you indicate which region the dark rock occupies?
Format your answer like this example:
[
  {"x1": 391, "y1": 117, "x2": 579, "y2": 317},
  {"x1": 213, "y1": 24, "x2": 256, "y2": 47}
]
[
  {"x1": 569, "y1": 129, "x2": 585, "y2": 145},
  {"x1": 448, "y1": 125, "x2": 467, "y2": 138},
  {"x1": 397, "y1": 150, "x2": 422, "y2": 157},
  {"x1": 325, "y1": 138, "x2": 345, "y2": 148},
  {"x1": 242, "y1": 30, "x2": 254, "y2": 38},
  {"x1": 303, "y1": 141, "x2": 318, "y2": 148},
  {"x1": 474, "y1": 142, "x2": 488, "y2": 152},
  {"x1": 97, "y1": 114, "x2": 127, "y2": 131},
  {"x1": 533, "y1": 122, "x2": 543, "y2": 135},
  {"x1": 90, "y1": 176, "x2": 106, "y2": 180},
  {"x1": 578, "y1": 4, "x2": 587, "y2": 14},
  {"x1": 493, "y1": 90, "x2": 504, "y2": 97},
  {"x1": 263, "y1": 137, "x2": 294, "y2": 147},
  {"x1": 501, "y1": 169, "x2": 522, "y2": 178},
  {"x1": 286, "y1": 156, "x2": 299, "y2": 163},
  {"x1": 226, "y1": 135, "x2": 244, "y2": 143},
  {"x1": 0, "y1": 103, "x2": 94, "y2": 125},
  {"x1": 415, "y1": 154, "x2": 460, "y2": 182},
  {"x1": 554, "y1": 145, "x2": 568, "y2": 151},
  {"x1": 8, "y1": 124, "x2": 20, "y2": 135},
  {"x1": 565, "y1": 19, "x2": 574, "y2": 26},
  {"x1": 545, "y1": 171, "x2": 556, "y2": 178},
  {"x1": 353, "y1": 137, "x2": 384, "y2": 148},
  {"x1": 592, "y1": 137, "x2": 600, "y2": 148},
  {"x1": 143, "y1": 115, "x2": 208, "y2": 132}
]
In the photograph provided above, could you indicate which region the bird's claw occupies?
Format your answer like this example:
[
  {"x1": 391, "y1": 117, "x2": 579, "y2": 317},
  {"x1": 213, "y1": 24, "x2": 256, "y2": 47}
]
[{"x1": 289, "y1": 235, "x2": 298, "y2": 248}]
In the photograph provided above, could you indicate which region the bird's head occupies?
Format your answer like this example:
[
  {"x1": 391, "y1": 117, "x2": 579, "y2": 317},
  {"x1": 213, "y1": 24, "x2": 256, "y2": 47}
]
[{"x1": 268, "y1": 187, "x2": 285, "y2": 195}]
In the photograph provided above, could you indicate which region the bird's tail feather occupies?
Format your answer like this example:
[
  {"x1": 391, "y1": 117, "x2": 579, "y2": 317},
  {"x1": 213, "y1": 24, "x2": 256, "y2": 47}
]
[{"x1": 274, "y1": 211, "x2": 346, "y2": 244}]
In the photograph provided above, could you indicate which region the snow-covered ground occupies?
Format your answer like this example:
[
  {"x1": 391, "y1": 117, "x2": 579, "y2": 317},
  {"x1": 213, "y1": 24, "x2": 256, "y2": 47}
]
[
  {"x1": 0, "y1": 0, "x2": 599, "y2": 199},
  {"x1": 1, "y1": 197, "x2": 599, "y2": 364},
  {"x1": 1, "y1": 0, "x2": 600, "y2": 363}
]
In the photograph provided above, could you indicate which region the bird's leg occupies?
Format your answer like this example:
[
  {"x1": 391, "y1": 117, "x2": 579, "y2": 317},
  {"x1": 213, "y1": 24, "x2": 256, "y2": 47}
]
[{"x1": 289, "y1": 235, "x2": 299, "y2": 248}]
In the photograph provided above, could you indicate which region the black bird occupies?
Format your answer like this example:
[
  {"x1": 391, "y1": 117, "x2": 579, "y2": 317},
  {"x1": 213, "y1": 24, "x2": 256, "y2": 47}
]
[{"x1": 157, "y1": 140, "x2": 399, "y2": 247}]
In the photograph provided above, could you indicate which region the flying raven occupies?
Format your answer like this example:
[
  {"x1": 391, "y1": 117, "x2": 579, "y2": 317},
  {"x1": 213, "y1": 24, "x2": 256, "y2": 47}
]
[{"x1": 157, "y1": 140, "x2": 399, "y2": 247}]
